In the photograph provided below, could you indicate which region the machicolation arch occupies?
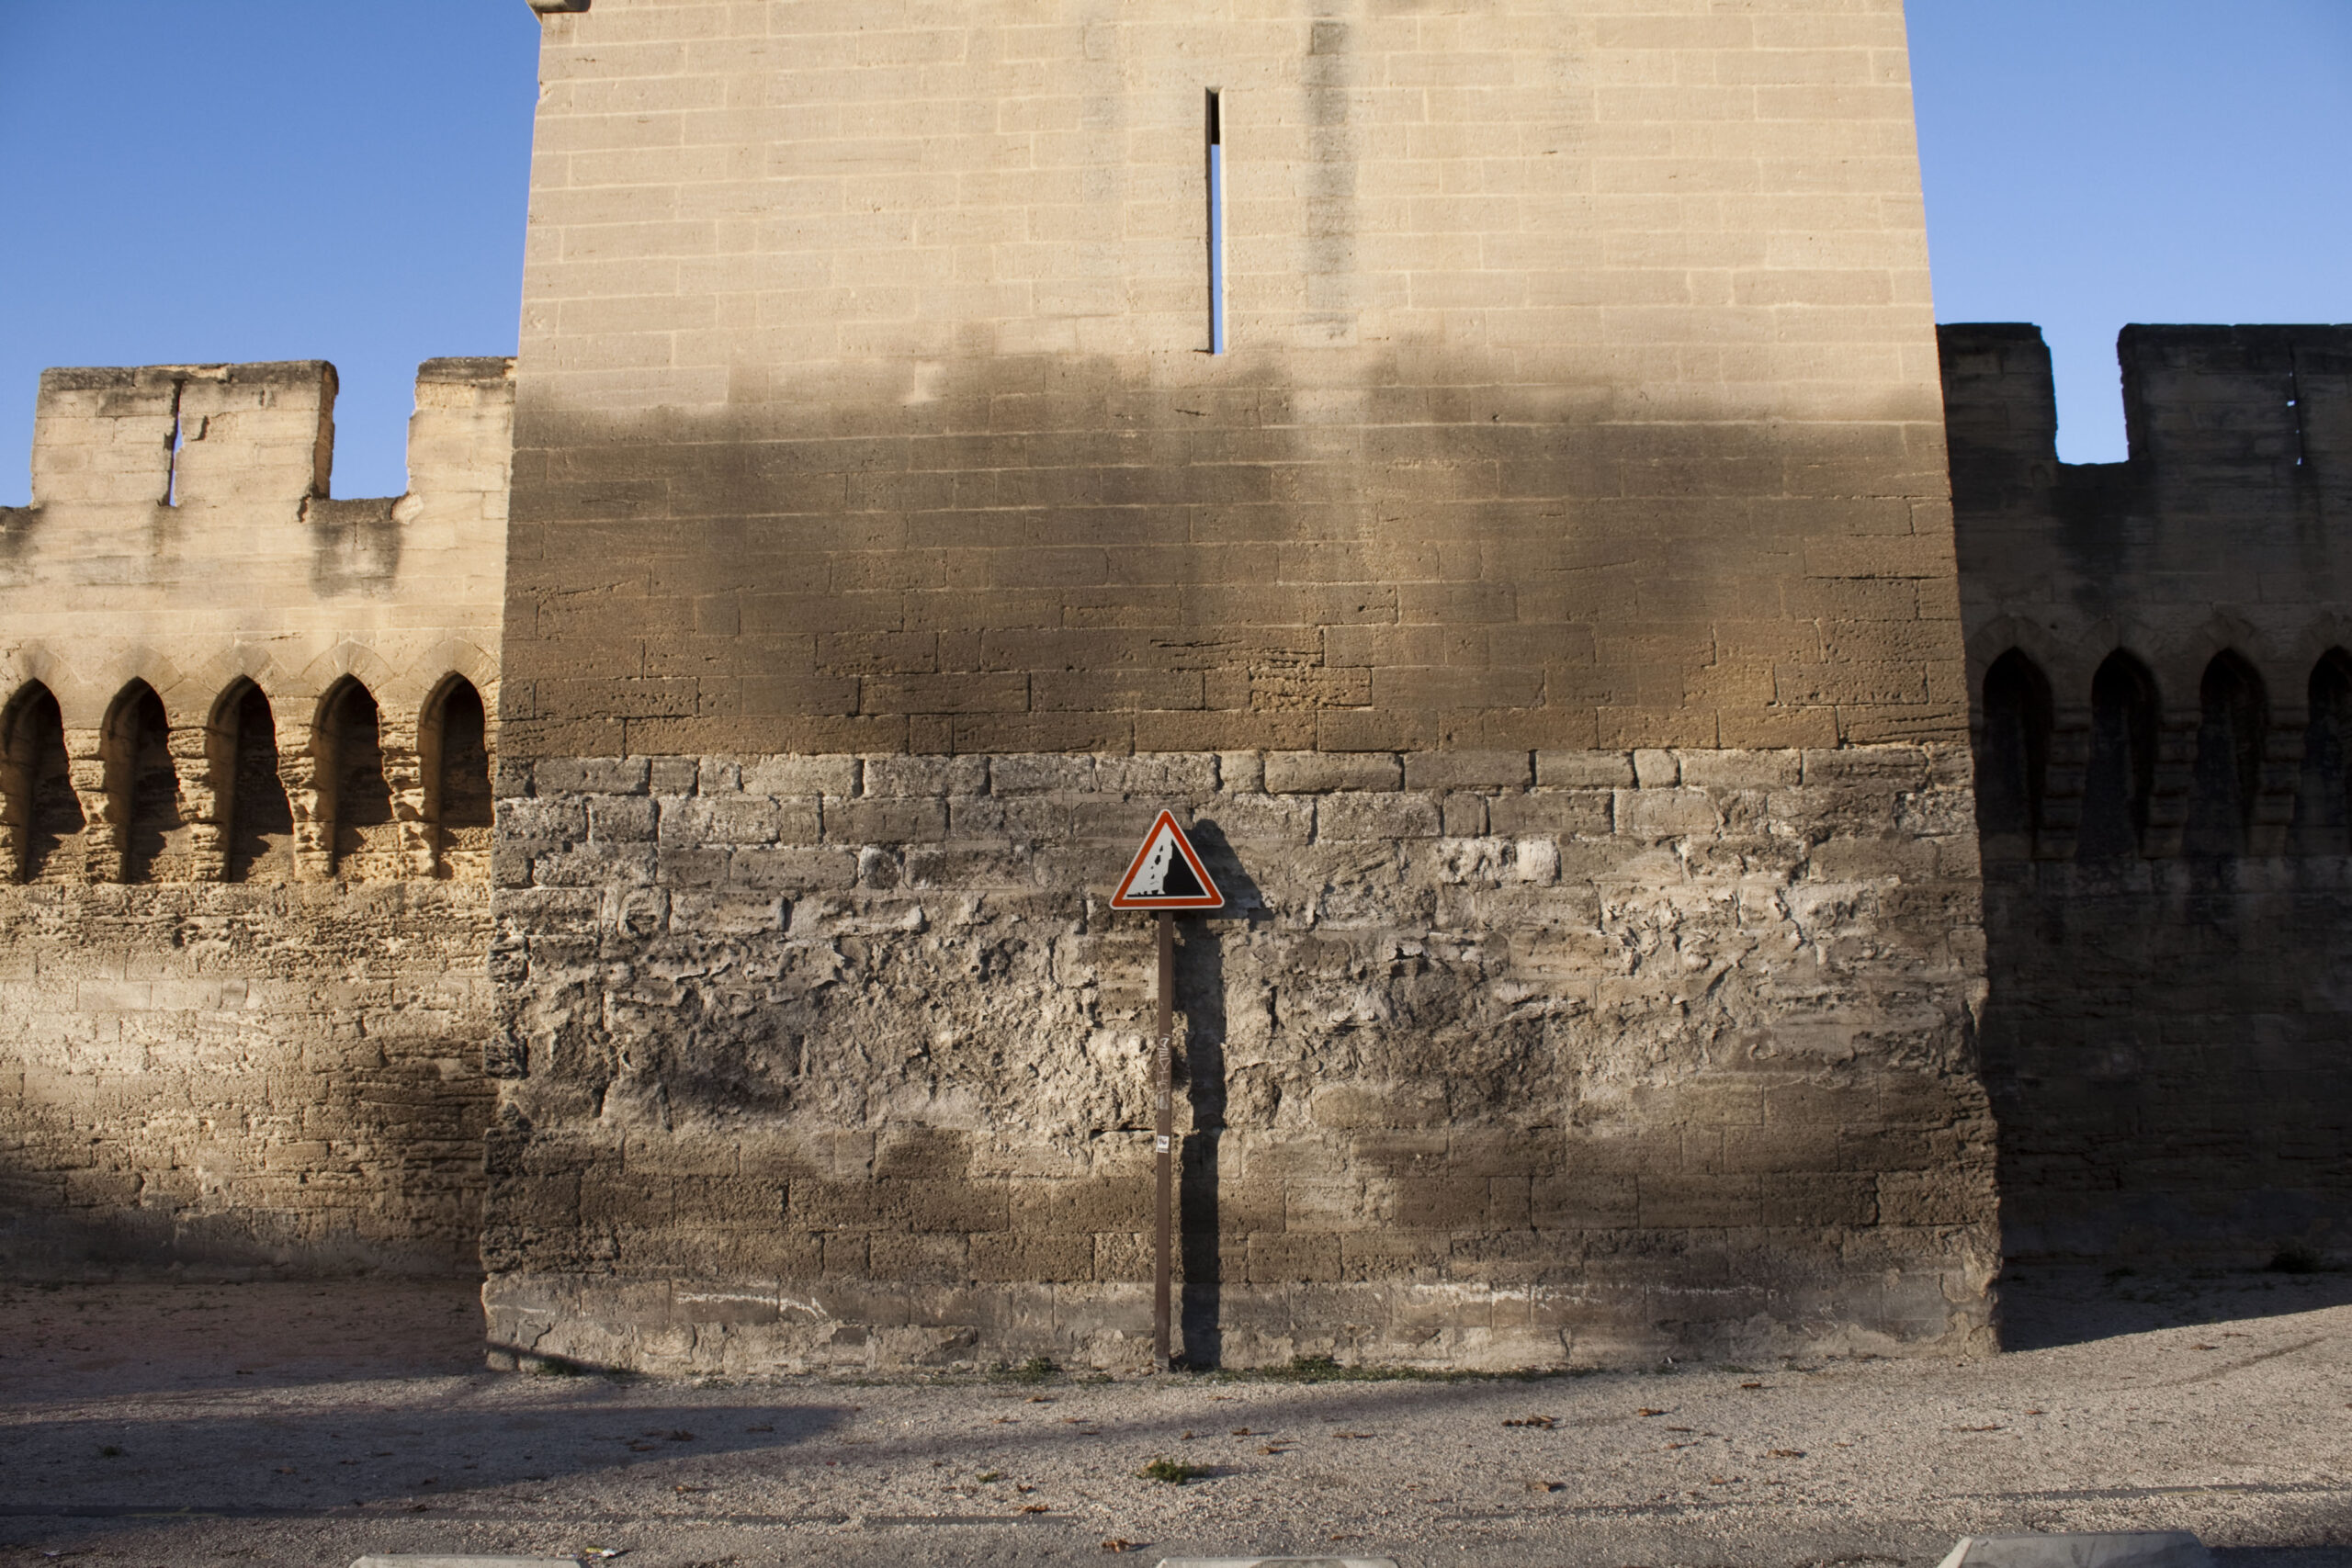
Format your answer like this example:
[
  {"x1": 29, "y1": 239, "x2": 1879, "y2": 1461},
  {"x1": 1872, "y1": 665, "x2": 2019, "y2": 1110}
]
[
  {"x1": 1976, "y1": 649, "x2": 2054, "y2": 857},
  {"x1": 214, "y1": 678, "x2": 296, "y2": 883},
  {"x1": 1, "y1": 682, "x2": 80, "y2": 883},
  {"x1": 2296, "y1": 650, "x2": 2352, "y2": 854},
  {"x1": 2081, "y1": 651, "x2": 2161, "y2": 861},
  {"x1": 315, "y1": 677, "x2": 398, "y2": 882},
  {"x1": 423, "y1": 674, "x2": 492, "y2": 882},
  {"x1": 105, "y1": 681, "x2": 183, "y2": 885},
  {"x1": 2186, "y1": 651, "x2": 2268, "y2": 858},
  {"x1": 1973, "y1": 645, "x2": 2352, "y2": 863},
  {"x1": 0, "y1": 671, "x2": 495, "y2": 886}
]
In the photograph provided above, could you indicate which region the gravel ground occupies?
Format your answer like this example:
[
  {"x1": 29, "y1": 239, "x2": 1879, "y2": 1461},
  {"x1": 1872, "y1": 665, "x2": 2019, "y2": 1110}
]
[{"x1": 2, "y1": 1268, "x2": 2348, "y2": 1568}]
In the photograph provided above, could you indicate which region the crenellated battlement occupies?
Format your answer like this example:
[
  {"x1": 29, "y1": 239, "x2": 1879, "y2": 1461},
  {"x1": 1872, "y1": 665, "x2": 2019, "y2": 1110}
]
[
  {"x1": 1943, "y1": 322, "x2": 2352, "y2": 515},
  {"x1": 16, "y1": 355, "x2": 513, "y2": 525},
  {"x1": 30, "y1": 361, "x2": 334, "y2": 511},
  {"x1": 0, "y1": 356, "x2": 512, "y2": 888},
  {"x1": 1945, "y1": 322, "x2": 2352, "y2": 728},
  {"x1": 1, "y1": 356, "x2": 510, "y2": 724}
]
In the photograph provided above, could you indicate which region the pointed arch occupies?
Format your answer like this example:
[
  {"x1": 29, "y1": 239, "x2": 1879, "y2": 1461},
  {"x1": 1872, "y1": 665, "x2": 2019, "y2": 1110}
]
[
  {"x1": 316, "y1": 676, "x2": 396, "y2": 881},
  {"x1": 2079, "y1": 651, "x2": 2160, "y2": 861},
  {"x1": 1976, "y1": 649, "x2": 2053, "y2": 855},
  {"x1": 104, "y1": 680, "x2": 182, "y2": 883},
  {"x1": 213, "y1": 679, "x2": 294, "y2": 883},
  {"x1": 2294, "y1": 649, "x2": 2352, "y2": 854},
  {"x1": 422, "y1": 673, "x2": 492, "y2": 882},
  {"x1": 2184, "y1": 651, "x2": 2268, "y2": 858},
  {"x1": 1, "y1": 682, "x2": 81, "y2": 883}
]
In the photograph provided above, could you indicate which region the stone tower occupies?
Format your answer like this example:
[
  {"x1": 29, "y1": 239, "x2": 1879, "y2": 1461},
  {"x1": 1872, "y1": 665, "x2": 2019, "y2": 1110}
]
[{"x1": 483, "y1": 0, "x2": 1996, "y2": 1370}]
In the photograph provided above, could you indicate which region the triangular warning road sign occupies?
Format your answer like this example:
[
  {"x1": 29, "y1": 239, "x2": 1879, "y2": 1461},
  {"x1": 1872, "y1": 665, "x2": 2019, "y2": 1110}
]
[{"x1": 1112, "y1": 810, "x2": 1225, "y2": 910}]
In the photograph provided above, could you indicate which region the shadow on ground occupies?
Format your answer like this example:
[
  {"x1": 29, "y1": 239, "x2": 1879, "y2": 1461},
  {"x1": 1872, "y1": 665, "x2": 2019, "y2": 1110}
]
[
  {"x1": 0, "y1": 1279, "x2": 490, "y2": 1401},
  {"x1": 0, "y1": 1396, "x2": 859, "y2": 1517},
  {"x1": 1996, "y1": 1264, "x2": 2352, "y2": 1351}
]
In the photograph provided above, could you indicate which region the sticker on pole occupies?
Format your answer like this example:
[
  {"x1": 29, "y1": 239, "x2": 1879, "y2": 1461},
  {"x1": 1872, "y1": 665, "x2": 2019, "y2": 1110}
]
[{"x1": 1112, "y1": 810, "x2": 1224, "y2": 910}]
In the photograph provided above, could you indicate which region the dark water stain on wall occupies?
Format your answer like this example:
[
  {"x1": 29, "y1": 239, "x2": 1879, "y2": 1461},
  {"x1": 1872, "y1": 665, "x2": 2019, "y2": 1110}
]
[{"x1": 503, "y1": 342, "x2": 1962, "y2": 761}]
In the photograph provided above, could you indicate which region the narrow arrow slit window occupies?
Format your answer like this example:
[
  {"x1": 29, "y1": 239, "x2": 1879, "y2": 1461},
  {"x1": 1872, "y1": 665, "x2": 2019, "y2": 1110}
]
[{"x1": 1207, "y1": 89, "x2": 1227, "y2": 355}]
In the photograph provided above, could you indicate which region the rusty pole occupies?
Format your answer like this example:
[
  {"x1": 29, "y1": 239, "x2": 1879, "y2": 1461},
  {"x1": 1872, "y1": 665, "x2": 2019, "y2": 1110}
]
[{"x1": 1154, "y1": 908, "x2": 1174, "y2": 1367}]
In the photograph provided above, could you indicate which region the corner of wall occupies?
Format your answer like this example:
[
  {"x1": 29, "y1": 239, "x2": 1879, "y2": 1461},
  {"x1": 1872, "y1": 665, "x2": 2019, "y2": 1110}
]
[{"x1": 1936, "y1": 324, "x2": 2058, "y2": 513}]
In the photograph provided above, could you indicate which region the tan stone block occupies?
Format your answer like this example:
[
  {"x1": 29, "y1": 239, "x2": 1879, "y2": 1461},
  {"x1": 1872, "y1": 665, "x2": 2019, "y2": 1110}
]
[{"x1": 1264, "y1": 751, "x2": 1402, "y2": 794}]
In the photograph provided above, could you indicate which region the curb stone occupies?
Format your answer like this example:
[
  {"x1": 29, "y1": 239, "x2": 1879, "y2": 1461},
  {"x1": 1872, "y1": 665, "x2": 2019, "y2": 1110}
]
[{"x1": 1937, "y1": 1534, "x2": 2213, "y2": 1568}]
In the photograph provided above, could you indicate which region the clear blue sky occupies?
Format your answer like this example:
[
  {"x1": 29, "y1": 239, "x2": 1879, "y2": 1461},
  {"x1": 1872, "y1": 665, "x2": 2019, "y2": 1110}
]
[{"x1": 1, "y1": 1, "x2": 2346, "y2": 503}]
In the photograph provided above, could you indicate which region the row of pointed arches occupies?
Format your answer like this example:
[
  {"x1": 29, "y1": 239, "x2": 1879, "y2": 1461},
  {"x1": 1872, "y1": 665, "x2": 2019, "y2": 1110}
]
[
  {"x1": 0, "y1": 674, "x2": 492, "y2": 885},
  {"x1": 1977, "y1": 647, "x2": 2352, "y2": 861}
]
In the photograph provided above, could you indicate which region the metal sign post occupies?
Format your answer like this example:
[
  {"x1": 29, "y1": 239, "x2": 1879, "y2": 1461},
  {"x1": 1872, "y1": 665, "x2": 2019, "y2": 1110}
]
[
  {"x1": 1111, "y1": 810, "x2": 1224, "y2": 1369},
  {"x1": 1154, "y1": 909, "x2": 1174, "y2": 1364}
]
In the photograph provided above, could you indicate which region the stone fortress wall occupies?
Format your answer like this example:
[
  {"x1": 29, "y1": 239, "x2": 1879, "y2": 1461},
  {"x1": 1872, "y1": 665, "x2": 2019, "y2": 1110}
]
[
  {"x1": 482, "y1": 0, "x2": 2001, "y2": 1371},
  {"x1": 2, "y1": 0, "x2": 2339, "y2": 1368},
  {"x1": 0, "y1": 359, "x2": 513, "y2": 1275},
  {"x1": 1944, "y1": 323, "x2": 2352, "y2": 1266}
]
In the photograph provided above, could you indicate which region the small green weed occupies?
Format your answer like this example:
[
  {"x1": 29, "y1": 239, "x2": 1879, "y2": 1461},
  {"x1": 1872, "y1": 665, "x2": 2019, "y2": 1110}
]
[
  {"x1": 1136, "y1": 1457, "x2": 1204, "y2": 1484},
  {"x1": 2268, "y1": 1246, "x2": 2324, "y2": 1275},
  {"x1": 997, "y1": 1355, "x2": 1059, "y2": 1383},
  {"x1": 98, "y1": 1445, "x2": 123, "y2": 1458},
  {"x1": 976, "y1": 1470, "x2": 1002, "y2": 1483}
]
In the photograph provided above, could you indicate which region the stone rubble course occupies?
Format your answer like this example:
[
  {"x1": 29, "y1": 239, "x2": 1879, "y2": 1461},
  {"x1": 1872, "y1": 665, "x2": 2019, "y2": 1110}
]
[
  {"x1": 486, "y1": 746, "x2": 1995, "y2": 1371},
  {"x1": 0, "y1": 1273, "x2": 2347, "y2": 1568}
]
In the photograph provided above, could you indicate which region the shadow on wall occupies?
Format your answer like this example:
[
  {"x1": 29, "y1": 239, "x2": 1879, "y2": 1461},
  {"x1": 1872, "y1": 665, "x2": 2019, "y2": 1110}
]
[
  {"x1": 1174, "y1": 818, "x2": 1268, "y2": 1369},
  {"x1": 0, "y1": 1078, "x2": 496, "y2": 1282},
  {"x1": 1973, "y1": 644, "x2": 2352, "y2": 1268},
  {"x1": 503, "y1": 344, "x2": 1955, "y2": 760}
]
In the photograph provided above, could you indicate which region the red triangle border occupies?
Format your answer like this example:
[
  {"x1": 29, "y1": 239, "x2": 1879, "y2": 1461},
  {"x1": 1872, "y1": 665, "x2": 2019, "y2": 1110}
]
[{"x1": 1110, "y1": 809, "x2": 1226, "y2": 909}]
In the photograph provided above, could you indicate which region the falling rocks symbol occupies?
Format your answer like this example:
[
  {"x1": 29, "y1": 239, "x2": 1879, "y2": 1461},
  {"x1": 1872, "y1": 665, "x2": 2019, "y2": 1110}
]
[{"x1": 1113, "y1": 812, "x2": 1224, "y2": 910}]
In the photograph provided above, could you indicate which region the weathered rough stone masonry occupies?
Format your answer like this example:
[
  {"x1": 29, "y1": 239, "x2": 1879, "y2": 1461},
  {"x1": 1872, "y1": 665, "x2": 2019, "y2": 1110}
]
[{"x1": 0, "y1": 0, "x2": 2339, "y2": 1371}]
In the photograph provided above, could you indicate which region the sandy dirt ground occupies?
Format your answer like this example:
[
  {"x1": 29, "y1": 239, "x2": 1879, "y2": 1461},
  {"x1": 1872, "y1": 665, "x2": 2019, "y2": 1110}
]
[{"x1": 2, "y1": 1267, "x2": 2348, "y2": 1568}]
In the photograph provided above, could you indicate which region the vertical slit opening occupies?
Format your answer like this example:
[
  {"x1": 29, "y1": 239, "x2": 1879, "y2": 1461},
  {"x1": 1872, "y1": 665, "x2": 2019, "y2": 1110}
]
[
  {"x1": 2289, "y1": 358, "x2": 2309, "y2": 468},
  {"x1": 163, "y1": 379, "x2": 186, "y2": 507},
  {"x1": 1206, "y1": 88, "x2": 1226, "y2": 356}
]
